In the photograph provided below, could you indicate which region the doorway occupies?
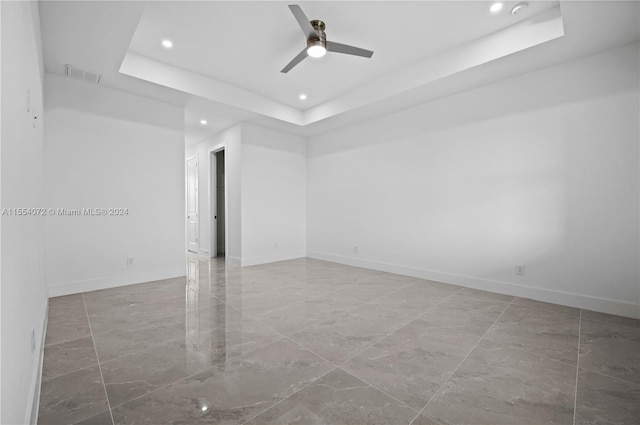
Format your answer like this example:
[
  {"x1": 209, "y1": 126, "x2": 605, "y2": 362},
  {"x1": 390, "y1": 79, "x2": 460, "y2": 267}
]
[
  {"x1": 186, "y1": 157, "x2": 199, "y2": 253},
  {"x1": 210, "y1": 149, "x2": 226, "y2": 257}
]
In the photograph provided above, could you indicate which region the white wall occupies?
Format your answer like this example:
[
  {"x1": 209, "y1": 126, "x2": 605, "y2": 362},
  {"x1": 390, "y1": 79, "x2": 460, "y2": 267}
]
[
  {"x1": 307, "y1": 43, "x2": 640, "y2": 318},
  {"x1": 44, "y1": 74, "x2": 186, "y2": 296},
  {"x1": 241, "y1": 123, "x2": 306, "y2": 266},
  {"x1": 185, "y1": 124, "x2": 242, "y2": 262},
  {"x1": 0, "y1": 2, "x2": 48, "y2": 423}
]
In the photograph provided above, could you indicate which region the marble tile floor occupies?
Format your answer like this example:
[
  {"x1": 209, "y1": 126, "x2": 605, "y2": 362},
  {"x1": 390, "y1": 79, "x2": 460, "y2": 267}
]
[{"x1": 37, "y1": 257, "x2": 639, "y2": 425}]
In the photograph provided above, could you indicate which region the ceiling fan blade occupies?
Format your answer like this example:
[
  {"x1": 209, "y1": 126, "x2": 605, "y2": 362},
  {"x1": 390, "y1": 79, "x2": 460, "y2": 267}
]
[
  {"x1": 281, "y1": 48, "x2": 308, "y2": 73},
  {"x1": 289, "y1": 5, "x2": 318, "y2": 41},
  {"x1": 327, "y1": 41, "x2": 374, "y2": 58}
]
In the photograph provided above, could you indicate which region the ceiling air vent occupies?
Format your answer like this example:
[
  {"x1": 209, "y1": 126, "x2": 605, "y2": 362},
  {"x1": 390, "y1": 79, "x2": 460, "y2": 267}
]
[{"x1": 65, "y1": 64, "x2": 101, "y2": 84}]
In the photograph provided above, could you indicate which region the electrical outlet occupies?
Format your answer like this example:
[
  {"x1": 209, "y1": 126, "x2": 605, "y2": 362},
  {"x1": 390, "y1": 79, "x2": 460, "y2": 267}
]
[
  {"x1": 353, "y1": 246, "x2": 359, "y2": 253},
  {"x1": 31, "y1": 328, "x2": 36, "y2": 354},
  {"x1": 127, "y1": 257, "x2": 135, "y2": 266},
  {"x1": 515, "y1": 265, "x2": 525, "y2": 276}
]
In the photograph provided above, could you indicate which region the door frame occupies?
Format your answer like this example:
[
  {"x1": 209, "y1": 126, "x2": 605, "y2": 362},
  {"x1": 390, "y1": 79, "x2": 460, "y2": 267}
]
[
  {"x1": 208, "y1": 145, "x2": 227, "y2": 258},
  {"x1": 185, "y1": 156, "x2": 199, "y2": 253}
]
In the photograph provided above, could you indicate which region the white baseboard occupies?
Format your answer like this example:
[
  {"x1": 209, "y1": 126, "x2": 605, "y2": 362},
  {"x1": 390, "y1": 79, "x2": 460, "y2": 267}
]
[
  {"x1": 226, "y1": 256, "x2": 242, "y2": 266},
  {"x1": 241, "y1": 250, "x2": 307, "y2": 267},
  {"x1": 48, "y1": 266, "x2": 186, "y2": 297},
  {"x1": 308, "y1": 251, "x2": 640, "y2": 319},
  {"x1": 26, "y1": 299, "x2": 48, "y2": 424}
]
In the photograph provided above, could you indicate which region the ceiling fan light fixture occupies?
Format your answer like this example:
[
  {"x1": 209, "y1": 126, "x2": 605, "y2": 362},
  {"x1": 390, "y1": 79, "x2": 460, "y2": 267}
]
[
  {"x1": 307, "y1": 41, "x2": 327, "y2": 58},
  {"x1": 281, "y1": 5, "x2": 373, "y2": 73}
]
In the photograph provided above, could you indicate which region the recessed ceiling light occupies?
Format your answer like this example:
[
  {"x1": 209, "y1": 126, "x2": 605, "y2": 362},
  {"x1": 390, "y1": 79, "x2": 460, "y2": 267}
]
[
  {"x1": 299, "y1": 94, "x2": 307, "y2": 100},
  {"x1": 161, "y1": 39, "x2": 173, "y2": 49},
  {"x1": 511, "y1": 2, "x2": 528, "y2": 15},
  {"x1": 200, "y1": 119, "x2": 207, "y2": 125},
  {"x1": 490, "y1": 2, "x2": 503, "y2": 13}
]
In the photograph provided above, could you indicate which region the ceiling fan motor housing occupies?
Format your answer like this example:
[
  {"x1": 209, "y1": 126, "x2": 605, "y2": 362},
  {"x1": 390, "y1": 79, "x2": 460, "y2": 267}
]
[{"x1": 308, "y1": 19, "x2": 327, "y2": 50}]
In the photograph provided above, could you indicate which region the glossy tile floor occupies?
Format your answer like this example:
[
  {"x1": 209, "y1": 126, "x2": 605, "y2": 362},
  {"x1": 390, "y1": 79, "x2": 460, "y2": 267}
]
[{"x1": 38, "y1": 257, "x2": 639, "y2": 425}]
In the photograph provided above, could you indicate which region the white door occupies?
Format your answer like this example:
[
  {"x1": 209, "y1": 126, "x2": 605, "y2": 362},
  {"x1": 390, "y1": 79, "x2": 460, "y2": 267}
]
[{"x1": 186, "y1": 157, "x2": 199, "y2": 253}]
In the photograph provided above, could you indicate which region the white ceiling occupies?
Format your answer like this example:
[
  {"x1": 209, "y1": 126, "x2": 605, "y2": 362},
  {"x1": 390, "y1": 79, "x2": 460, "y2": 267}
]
[{"x1": 39, "y1": 1, "x2": 640, "y2": 143}]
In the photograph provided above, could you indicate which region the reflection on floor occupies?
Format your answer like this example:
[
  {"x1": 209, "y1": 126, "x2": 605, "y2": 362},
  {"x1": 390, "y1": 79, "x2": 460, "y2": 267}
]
[{"x1": 38, "y1": 256, "x2": 639, "y2": 424}]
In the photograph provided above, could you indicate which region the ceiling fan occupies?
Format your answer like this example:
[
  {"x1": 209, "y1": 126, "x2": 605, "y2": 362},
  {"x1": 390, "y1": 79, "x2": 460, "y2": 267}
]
[{"x1": 281, "y1": 4, "x2": 374, "y2": 73}]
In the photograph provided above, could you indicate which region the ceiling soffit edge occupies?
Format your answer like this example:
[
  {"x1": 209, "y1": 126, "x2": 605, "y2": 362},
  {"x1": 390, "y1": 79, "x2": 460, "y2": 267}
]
[{"x1": 119, "y1": 7, "x2": 564, "y2": 128}]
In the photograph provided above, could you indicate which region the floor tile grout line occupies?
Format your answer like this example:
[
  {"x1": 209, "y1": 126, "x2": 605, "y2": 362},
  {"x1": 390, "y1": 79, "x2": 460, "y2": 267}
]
[
  {"x1": 82, "y1": 293, "x2": 116, "y2": 425},
  {"x1": 41, "y1": 361, "x2": 101, "y2": 383},
  {"x1": 239, "y1": 366, "x2": 338, "y2": 425},
  {"x1": 414, "y1": 300, "x2": 585, "y2": 371},
  {"x1": 336, "y1": 287, "x2": 465, "y2": 369},
  {"x1": 265, "y1": 286, "x2": 466, "y2": 376},
  {"x1": 81, "y1": 313, "x2": 222, "y2": 369},
  {"x1": 214, "y1": 266, "x2": 441, "y2": 317},
  {"x1": 97, "y1": 336, "x2": 194, "y2": 367},
  {"x1": 412, "y1": 287, "x2": 470, "y2": 322},
  {"x1": 414, "y1": 297, "x2": 516, "y2": 422},
  {"x1": 103, "y1": 361, "x2": 226, "y2": 413},
  {"x1": 218, "y1": 276, "x2": 418, "y2": 343},
  {"x1": 90, "y1": 340, "x2": 179, "y2": 367},
  {"x1": 86, "y1": 293, "x2": 223, "y2": 336},
  {"x1": 89, "y1": 299, "x2": 228, "y2": 367},
  {"x1": 480, "y1": 335, "x2": 579, "y2": 368},
  {"x1": 46, "y1": 296, "x2": 218, "y2": 349},
  {"x1": 220, "y1": 300, "x2": 347, "y2": 370},
  {"x1": 573, "y1": 309, "x2": 582, "y2": 425},
  {"x1": 575, "y1": 365, "x2": 640, "y2": 386},
  {"x1": 82, "y1": 291, "x2": 188, "y2": 311},
  {"x1": 225, "y1": 295, "x2": 399, "y2": 388},
  {"x1": 475, "y1": 309, "x2": 627, "y2": 383},
  {"x1": 43, "y1": 333, "x2": 94, "y2": 348},
  {"x1": 84, "y1": 294, "x2": 204, "y2": 334},
  {"x1": 70, "y1": 409, "x2": 112, "y2": 425},
  {"x1": 324, "y1": 283, "x2": 462, "y2": 344},
  {"x1": 335, "y1": 365, "x2": 423, "y2": 415},
  {"x1": 578, "y1": 309, "x2": 640, "y2": 330}
]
